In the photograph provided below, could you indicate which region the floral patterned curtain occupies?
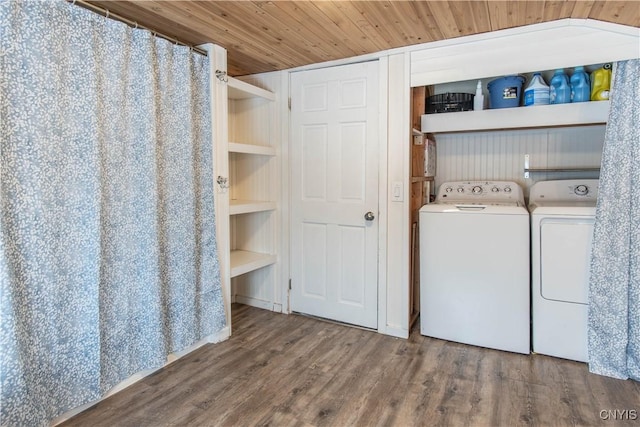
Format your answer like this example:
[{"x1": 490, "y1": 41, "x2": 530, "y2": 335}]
[
  {"x1": 588, "y1": 59, "x2": 640, "y2": 381},
  {"x1": 0, "y1": 0, "x2": 225, "y2": 425}
]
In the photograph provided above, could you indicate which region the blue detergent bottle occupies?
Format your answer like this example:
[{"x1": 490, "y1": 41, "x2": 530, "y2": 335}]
[
  {"x1": 570, "y1": 66, "x2": 591, "y2": 103},
  {"x1": 549, "y1": 69, "x2": 571, "y2": 104}
]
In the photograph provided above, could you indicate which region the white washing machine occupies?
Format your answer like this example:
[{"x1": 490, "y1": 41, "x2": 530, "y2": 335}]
[
  {"x1": 419, "y1": 181, "x2": 530, "y2": 354},
  {"x1": 529, "y1": 179, "x2": 599, "y2": 362}
]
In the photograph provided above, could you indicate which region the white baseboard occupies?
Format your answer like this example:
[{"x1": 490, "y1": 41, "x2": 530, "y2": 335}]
[
  {"x1": 234, "y1": 295, "x2": 273, "y2": 311},
  {"x1": 51, "y1": 325, "x2": 230, "y2": 426},
  {"x1": 380, "y1": 325, "x2": 409, "y2": 339},
  {"x1": 166, "y1": 326, "x2": 230, "y2": 363}
]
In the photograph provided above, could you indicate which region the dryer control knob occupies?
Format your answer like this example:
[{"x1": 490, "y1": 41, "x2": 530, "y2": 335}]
[
  {"x1": 445, "y1": 187, "x2": 453, "y2": 193},
  {"x1": 457, "y1": 187, "x2": 464, "y2": 193},
  {"x1": 504, "y1": 186, "x2": 512, "y2": 193},
  {"x1": 575, "y1": 185, "x2": 589, "y2": 196},
  {"x1": 491, "y1": 187, "x2": 499, "y2": 192},
  {"x1": 472, "y1": 186, "x2": 483, "y2": 194}
]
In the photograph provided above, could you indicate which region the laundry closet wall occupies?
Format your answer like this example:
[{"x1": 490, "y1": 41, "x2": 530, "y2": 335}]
[
  {"x1": 0, "y1": 1, "x2": 225, "y2": 425},
  {"x1": 435, "y1": 126, "x2": 605, "y2": 197}
]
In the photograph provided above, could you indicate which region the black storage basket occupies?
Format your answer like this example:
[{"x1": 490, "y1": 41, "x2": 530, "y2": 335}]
[{"x1": 426, "y1": 92, "x2": 474, "y2": 113}]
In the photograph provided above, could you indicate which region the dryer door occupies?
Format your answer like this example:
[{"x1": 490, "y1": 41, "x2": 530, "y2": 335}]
[{"x1": 540, "y1": 218, "x2": 594, "y2": 304}]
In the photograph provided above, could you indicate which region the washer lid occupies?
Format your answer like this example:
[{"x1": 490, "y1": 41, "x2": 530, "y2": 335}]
[{"x1": 420, "y1": 203, "x2": 528, "y2": 215}]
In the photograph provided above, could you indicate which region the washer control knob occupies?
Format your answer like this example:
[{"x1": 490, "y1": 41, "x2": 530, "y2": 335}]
[
  {"x1": 504, "y1": 186, "x2": 512, "y2": 193},
  {"x1": 457, "y1": 187, "x2": 465, "y2": 193},
  {"x1": 491, "y1": 187, "x2": 499, "y2": 192},
  {"x1": 472, "y1": 186, "x2": 483, "y2": 194},
  {"x1": 575, "y1": 185, "x2": 589, "y2": 196},
  {"x1": 445, "y1": 187, "x2": 453, "y2": 193}
]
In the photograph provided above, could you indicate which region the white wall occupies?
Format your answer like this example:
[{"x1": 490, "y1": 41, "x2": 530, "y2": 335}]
[
  {"x1": 411, "y1": 19, "x2": 640, "y2": 87},
  {"x1": 383, "y1": 53, "x2": 411, "y2": 337},
  {"x1": 253, "y1": 19, "x2": 638, "y2": 339},
  {"x1": 435, "y1": 126, "x2": 605, "y2": 199}
]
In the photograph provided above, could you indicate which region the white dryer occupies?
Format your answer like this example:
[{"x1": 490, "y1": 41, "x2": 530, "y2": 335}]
[
  {"x1": 419, "y1": 181, "x2": 530, "y2": 354},
  {"x1": 529, "y1": 179, "x2": 599, "y2": 362}
]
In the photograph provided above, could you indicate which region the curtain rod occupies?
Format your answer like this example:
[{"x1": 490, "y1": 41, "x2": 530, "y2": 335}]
[{"x1": 67, "y1": 0, "x2": 208, "y2": 56}]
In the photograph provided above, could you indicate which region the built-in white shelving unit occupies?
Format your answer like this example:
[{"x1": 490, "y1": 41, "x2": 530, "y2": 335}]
[
  {"x1": 230, "y1": 250, "x2": 278, "y2": 278},
  {"x1": 208, "y1": 39, "x2": 284, "y2": 326},
  {"x1": 228, "y1": 77, "x2": 276, "y2": 101},
  {"x1": 418, "y1": 66, "x2": 610, "y2": 195},
  {"x1": 421, "y1": 100, "x2": 610, "y2": 134},
  {"x1": 228, "y1": 142, "x2": 276, "y2": 156},
  {"x1": 226, "y1": 76, "x2": 278, "y2": 284},
  {"x1": 229, "y1": 200, "x2": 277, "y2": 215}
]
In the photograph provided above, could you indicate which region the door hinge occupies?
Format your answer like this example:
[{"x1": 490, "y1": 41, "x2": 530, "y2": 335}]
[{"x1": 289, "y1": 279, "x2": 292, "y2": 290}]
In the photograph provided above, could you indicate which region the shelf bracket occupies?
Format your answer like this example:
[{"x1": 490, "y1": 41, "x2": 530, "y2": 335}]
[{"x1": 524, "y1": 154, "x2": 531, "y2": 179}]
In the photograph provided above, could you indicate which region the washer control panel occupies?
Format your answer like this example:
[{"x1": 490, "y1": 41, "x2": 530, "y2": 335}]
[
  {"x1": 529, "y1": 179, "x2": 599, "y2": 205},
  {"x1": 574, "y1": 184, "x2": 589, "y2": 196},
  {"x1": 437, "y1": 181, "x2": 524, "y2": 205}
]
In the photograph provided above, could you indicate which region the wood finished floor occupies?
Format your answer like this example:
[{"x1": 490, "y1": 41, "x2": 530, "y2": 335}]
[{"x1": 62, "y1": 304, "x2": 640, "y2": 427}]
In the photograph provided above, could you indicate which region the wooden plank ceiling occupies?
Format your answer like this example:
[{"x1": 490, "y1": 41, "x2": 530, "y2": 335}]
[{"x1": 87, "y1": 1, "x2": 639, "y2": 77}]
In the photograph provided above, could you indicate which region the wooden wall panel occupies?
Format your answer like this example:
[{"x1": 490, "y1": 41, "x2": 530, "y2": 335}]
[
  {"x1": 84, "y1": 1, "x2": 639, "y2": 77},
  {"x1": 542, "y1": 1, "x2": 576, "y2": 21},
  {"x1": 279, "y1": 2, "x2": 368, "y2": 58},
  {"x1": 590, "y1": 1, "x2": 640, "y2": 26},
  {"x1": 386, "y1": 2, "x2": 436, "y2": 46},
  {"x1": 424, "y1": 1, "x2": 465, "y2": 39},
  {"x1": 351, "y1": 2, "x2": 406, "y2": 49},
  {"x1": 571, "y1": 1, "x2": 596, "y2": 19},
  {"x1": 408, "y1": 1, "x2": 445, "y2": 41},
  {"x1": 308, "y1": 2, "x2": 379, "y2": 55}
]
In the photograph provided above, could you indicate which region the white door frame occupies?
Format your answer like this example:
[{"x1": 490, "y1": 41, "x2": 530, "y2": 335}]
[
  {"x1": 287, "y1": 59, "x2": 389, "y2": 332},
  {"x1": 376, "y1": 57, "x2": 389, "y2": 335}
]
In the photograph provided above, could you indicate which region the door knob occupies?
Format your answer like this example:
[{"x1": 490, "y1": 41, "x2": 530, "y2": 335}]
[{"x1": 364, "y1": 211, "x2": 375, "y2": 221}]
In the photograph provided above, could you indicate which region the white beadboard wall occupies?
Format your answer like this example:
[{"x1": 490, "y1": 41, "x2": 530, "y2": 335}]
[
  {"x1": 434, "y1": 125, "x2": 605, "y2": 200},
  {"x1": 228, "y1": 96, "x2": 273, "y2": 147}
]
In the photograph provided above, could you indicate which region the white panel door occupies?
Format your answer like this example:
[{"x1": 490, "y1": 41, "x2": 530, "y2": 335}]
[{"x1": 290, "y1": 62, "x2": 379, "y2": 329}]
